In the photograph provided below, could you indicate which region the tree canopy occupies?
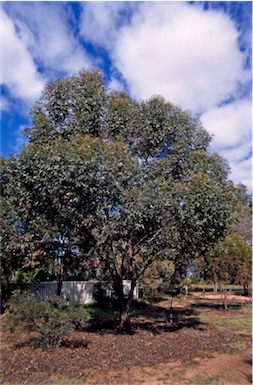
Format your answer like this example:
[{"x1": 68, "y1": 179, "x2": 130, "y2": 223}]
[{"x1": 1, "y1": 69, "x2": 236, "y2": 329}]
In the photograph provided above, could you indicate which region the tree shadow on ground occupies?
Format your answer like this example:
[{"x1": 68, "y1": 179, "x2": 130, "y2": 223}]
[
  {"x1": 243, "y1": 355, "x2": 252, "y2": 366},
  {"x1": 86, "y1": 301, "x2": 206, "y2": 335},
  {"x1": 86, "y1": 315, "x2": 118, "y2": 333},
  {"x1": 243, "y1": 357, "x2": 252, "y2": 385},
  {"x1": 133, "y1": 317, "x2": 206, "y2": 334},
  {"x1": 190, "y1": 301, "x2": 243, "y2": 311},
  {"x1": 243, "y1": 353, "x2": 252, "y2": 384}
]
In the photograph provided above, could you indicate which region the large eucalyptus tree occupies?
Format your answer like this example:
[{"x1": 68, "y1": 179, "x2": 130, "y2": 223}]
[{"x1": 1, "y1": 69, "x2": 234, "y2": 329}]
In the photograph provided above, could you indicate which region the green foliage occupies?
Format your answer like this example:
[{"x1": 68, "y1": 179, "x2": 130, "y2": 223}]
[
  {"x1": 194, "y1": 183, "x2": 252, "y2": 292},
  {"x1": 188, "y1": 275, "x2": 203, "y2": 285},
  {"x1": 6, "y1": 290, "x2": 46, "y2": 331},
  {"x1": 232, "y1": 183, "x2": 252, "y2": 245},
  {"x1": 215, "y1": 233, "x2": 252, "y2": 285},
  {"x1": 26, "y1": 69, "x2": 106, "y2": 143},
  {"x1": 66, "y1": 305, "x2": 91, "y2": 330},
  {"x1": 5, "y1": 291, "x2": 90, "y2": 348},
  {"x1": 139, "y1": 260, "x2": 174, "y2": 300},
  {"x1": 1, "y1": 69, "x2": 235, "y2": 330}
]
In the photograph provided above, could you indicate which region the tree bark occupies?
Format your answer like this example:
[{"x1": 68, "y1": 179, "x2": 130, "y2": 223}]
[
  {"x1": 243, "y1": 284, "x2": 249, "y2": 296},
  {"x1": 213, "y1": 271, "x2": 219, "y2": 293},
  {"x1": 56, "y1": 277, "x2": 63, "y2": 296},
  {"x1": 220, "y1": 285, "x2": 229, "y2": 310},
  {"x1": 117, "y1": 279, "x2": 136, "y2": 333},
  {"x1": 56, "y1": 265, "x2": 64, "y2": 296}
]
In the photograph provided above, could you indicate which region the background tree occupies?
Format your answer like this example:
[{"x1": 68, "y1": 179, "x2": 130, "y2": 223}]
[
  {"x1": 138, "y1": 259, "x2": 174, "y2": 301},
  {"x1": 209, "y1": 233, "x2": 251, "y2": 308},
  {"x1": 193, "y1": 183, "x2": 252, "y2": 296},
  {"x1": 232, "y1": 183, "x2": 252, "y2": 245}
]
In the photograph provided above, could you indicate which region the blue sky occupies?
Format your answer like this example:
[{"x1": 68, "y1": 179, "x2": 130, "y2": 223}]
[{"x1": 1, "y1": 1, "x2": 252, "y2": 190}]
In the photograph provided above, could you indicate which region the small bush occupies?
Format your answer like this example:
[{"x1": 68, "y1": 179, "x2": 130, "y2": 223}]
[
  {"x1": 4, "y1": 291, "x2": 90, "y2": 349},
  {"x1": 67, "y1": 305, "x2": 91, "y2": 330},
  {"x1": 35, "y1": 310, "x2": 74, "y2": 349},
  {"x1": 5, "y1": 290, "x2": 46, "y2": 332}
]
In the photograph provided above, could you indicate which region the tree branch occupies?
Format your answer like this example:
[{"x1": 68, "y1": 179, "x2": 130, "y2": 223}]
[
  {"x1": 135, "y1": 248, "x2": 164, "y2": 280},
  {"x1": 136, "y1": 226, "x2": 163, "y2": 256}
]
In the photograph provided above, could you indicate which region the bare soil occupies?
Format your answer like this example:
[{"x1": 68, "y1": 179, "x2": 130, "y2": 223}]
[{"x1": 1, "y1": 291, "x2": 252, "y2": 385}]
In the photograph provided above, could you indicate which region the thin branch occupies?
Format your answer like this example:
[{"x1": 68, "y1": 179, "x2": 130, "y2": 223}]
[
  {"x1": 136, "y1": 226, "x2": 163, "y2": 256},
  {"x1": 133, "y1": 232, "x2": 151, "y2": 252},
  {"x1": 135, "y1": 248, "x2": 164, "y2": 280}
]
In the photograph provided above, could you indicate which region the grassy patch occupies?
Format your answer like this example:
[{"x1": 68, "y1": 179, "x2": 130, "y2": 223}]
[
  {"x1": 201, "y1": 313, "x2": 252, "y2": 335},
  {"x1": 201, "y1": 375, "x2": 225, "y2": 385}
]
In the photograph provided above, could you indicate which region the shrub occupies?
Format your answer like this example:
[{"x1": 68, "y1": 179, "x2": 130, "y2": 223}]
[
  {"x1": 32, "y1": 309, "x2": 74, "y2": 349},
  {"x1": 4, "y1": 291, "x2": 90, "y2": 349},
  {"x1": 5, "y1": 290, "x2": 46, "y2": 331},
  {"x1": 67, "y1": 305, "x2": 91, "y2": 330}
]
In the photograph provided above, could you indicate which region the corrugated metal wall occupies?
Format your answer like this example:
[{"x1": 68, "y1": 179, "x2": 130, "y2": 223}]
[{"x1": 11, "y1": 281, "x2": 139, "y2": 305}]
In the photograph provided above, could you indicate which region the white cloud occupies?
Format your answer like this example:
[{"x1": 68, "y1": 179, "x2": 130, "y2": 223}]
[
  {"x1": 201, "y1": 98, "x2": 252, "y2": 152},
  {"x1": 229, "y1": 157, "x2": 252, "y2": 191},
  {"x1": 1, "y1": 8, "x2": 45, "y2": 103},
  {"x1": 108, "y1": 77, "x2": 125, "y2": 93},
  {"x1": 201, "y1": 98, "x2": 252, "y2": 191},
  {"x1": 113, "y1": 3, "x2": 249, "y2": 113},
  {"x1": 221, "y1": 141, "x2": 252, "y2": 165},
  {"x1": 80, "y1": 2, "x2": 132, "y2": 52},
  {"x1": 4, "y1": 3, "x2": 91, "y2": 78},
  {"x1": 105, "y1": 2, "x2": 251, "y2": 189},
  {"x1": 222, "y1": 142, "x2": 252, "y2": 191},
  {"x1": 201, "y1": 99, "x2": 252, "y2": 191}
]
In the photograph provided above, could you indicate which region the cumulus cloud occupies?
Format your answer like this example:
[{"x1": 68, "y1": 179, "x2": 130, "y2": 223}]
[
  {"x1": 79, "y1": 2, "x2": 133, "y2": 52},
  {"x1": 201, "y1": 98, "x2": 252, "y2": 190},
  {"x1": 4, "y1": 2, "x2": 91, "y2": 78},
  {"x1": 222, "y1": 143, "x2": 252, "y2": 191},
  {"x1": 113, "y1": 3, "x2": 249, "y2": 113},
  {"x1": 201, "y1": 98, "x2": 252, "y2": 152},
  {"x1": 221, "y1": 141, "x2": 252, "y2": 165},
  {"x1": 104, "y1": 2, "x2": 251, "y2": 189},
  {"x1": 108, "y1": 77, "x2": 125, "y2": 92},
  {"x1": 1, "y1": 8, "x2": 45, "y2": 103},
  {"x1": 229, "y1": 157, "x2": 252, "y2": 190}
]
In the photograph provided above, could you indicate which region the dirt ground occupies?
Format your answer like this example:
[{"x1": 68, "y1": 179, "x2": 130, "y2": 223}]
[{"x1": 0, "y1": 291, "x2": 252, "y2": 385}]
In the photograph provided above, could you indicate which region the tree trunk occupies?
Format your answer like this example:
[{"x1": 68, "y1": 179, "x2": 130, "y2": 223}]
[
  {"x1": 167, "y1": 295, "x2": 175, "y2": 324},
  {"x1": 244, "y1": 282, "x2": 252, "y2": 297},
  {"x1": 56, "y1": 267, "x2": 64, "y2": 296},
  {"x1": 220, "y1": 285, "x2": 229, "y2": 310},
  {"x1": 184, "y1": 280, "x2": 189, "y2": 296},
  {"x1": 223, "y1": 291, "x2": 228, "y2": 310},
  {"x1": 117, "y1": 280, "x2": 136, "y2": 333},
  {"x1": 213, "y1": 272, "x2": 219, "y2": 293},
  {"x1": 118, "y1": 303, "x2": 132, "y2": 332},
  {"x1": 57, "y1": 278, "x2": 63, "y2": 296}
]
